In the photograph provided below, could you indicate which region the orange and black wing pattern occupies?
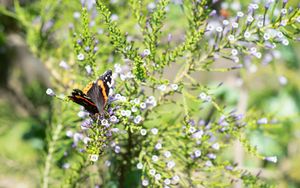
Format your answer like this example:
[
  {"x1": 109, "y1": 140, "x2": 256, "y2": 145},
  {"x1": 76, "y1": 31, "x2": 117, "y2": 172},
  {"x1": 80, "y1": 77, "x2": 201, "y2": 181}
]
[
  {"x1": 68, "y1": 89, "x2": 99, "y2": 114},
  {"x1": 68, "y1": 70, "x2": 112, "y2": 115}
]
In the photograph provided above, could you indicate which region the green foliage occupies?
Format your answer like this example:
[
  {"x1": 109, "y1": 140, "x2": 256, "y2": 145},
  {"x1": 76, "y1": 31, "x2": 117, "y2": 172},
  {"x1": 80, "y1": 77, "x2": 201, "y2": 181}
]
[{"x1": 0, "y1": 0, "x2": 300, "y2": 187}]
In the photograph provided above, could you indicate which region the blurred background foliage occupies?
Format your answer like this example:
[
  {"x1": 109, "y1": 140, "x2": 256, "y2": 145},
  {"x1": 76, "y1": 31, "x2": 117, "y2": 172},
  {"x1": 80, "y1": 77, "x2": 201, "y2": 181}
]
[{"x1": 0, "y1": 0, "x2": 299, "y2": 187}]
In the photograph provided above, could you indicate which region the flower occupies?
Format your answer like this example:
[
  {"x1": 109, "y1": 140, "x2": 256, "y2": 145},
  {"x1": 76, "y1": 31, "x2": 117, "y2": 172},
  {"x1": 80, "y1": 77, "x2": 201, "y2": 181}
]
[
  {"x1": 212, "y1": 143, "x2": 220, "y2": 150},
  {"x1": 164, "y1": 178, "x2": 171, "y2": 185},
  {"x1": 194, "y1": 150, "x2": 201, "y2": 158},
  {"x1": 228, "y1": 35, "x2": 235, "y2": 42},
  {"x1": 59, "y1": 60, "x2": 70, "y2": 70},
  {"x1": 237, "y1": 11, "x2": 244, "y2": 17},
  {"x1": 216, "y1": 26, "x2": 223, "y2": 33},
  {"x1": 167, "y1": 161, "x2": 175, "y2": 169},
  {"x1": 140, "y1": 129, "x2": 147, "y2": 136},
  {"x1": 205, "y1": 160, "x2": 213, "y2": 167},
  {"x1": 111, "y1": 14, "x2": 119, "y2": 21},
  {"x1": 164, "y1": 151, "x2": 171, "y2": 158},
  {"x1": 85, "y1": 65, "x2": 92, "y2": 75},
  {"x1": 158, "y1": 84, "x2": 167, "y2": 91},
  {"x1": 134, "y1": 115, "x2": 142, "y2": 124},
  {"x1": 278, "y1": 75, "x2": 288, "y2": 85},
  {"x1": 152, "y1": 155, "x2": 159, "y2": 162},
  {"x1": 143, "y1": 49, "x2": 151, "y2": 56},
  {"x1": 151, "y1": 128, "x2": 158, "y2": 135},
  {"x1": 244, "y1": 31, "x2": 251, "y2": 38},
  {"x1": 77, "y1": 53, "x2": 85, "y2": 61},
  {"x1": 137, "y1": 162, "x2": 143, "y2": 169},
  {"x1": 46, "y1": 88, "x2": 55, "y2": 96},
  {"x1": 231, "y1": 49, "x2": 238, "y2": 56},
  {"x1": 155, "y1": 173, "x2": 161, "y2": 180},
  {"x1": 155, "y1": 143, "x2": 162, "y2": 150},
  {"x1": 90, "y1": 154, "x2": 99, "y2": 162},
  {"x1": 149, "y1": 169, "x2": 156, "y2": 176},
  {"x1": 101, "y1": 119, "x2": 109, "y2": 127},
  {"x1": 207, "y1": 153, "x2": 216, "y2": 160},
  {"x1": 265, "y1": 156, "x2": 277, "y2": 163},
  {"x1": 257, "y1": 117, "x2": 268, "y2": 124},
  {"x1": 142, "y1": 179, "x2": 149, "y2": 186},
  {"x1": 170, "y1": 84, "x2": 178, "y2": 90}
]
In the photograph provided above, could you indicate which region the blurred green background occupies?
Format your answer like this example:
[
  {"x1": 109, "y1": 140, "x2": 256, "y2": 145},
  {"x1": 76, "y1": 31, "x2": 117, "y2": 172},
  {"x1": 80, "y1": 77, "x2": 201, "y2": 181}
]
[{"x1": 0, "y1": 0, "x2": 300, "y2": 187}]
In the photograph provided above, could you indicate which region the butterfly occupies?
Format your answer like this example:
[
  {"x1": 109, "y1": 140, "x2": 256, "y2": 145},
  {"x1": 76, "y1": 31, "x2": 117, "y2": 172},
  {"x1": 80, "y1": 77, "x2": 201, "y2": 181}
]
[{"x1": 68, "y1": 70, "x2": 112, "y2": 115}]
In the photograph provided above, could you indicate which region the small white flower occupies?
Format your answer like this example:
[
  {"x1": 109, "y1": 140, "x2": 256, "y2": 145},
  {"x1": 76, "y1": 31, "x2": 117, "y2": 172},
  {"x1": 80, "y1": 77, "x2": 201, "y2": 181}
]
[
  {"x1": 46, "y1": 88, "x2": 55, "y2": 96},
  {"x1": 152, "y1": 155, "x2": 159, "y2": 162},
  {"x1": 264, "y1": 33, "x2": 271, "y2": 40},
  {"x1": 140, "y1": 129, "x2": 147, "y2": 136},
  {"x1": 244, "y1": 31, "x2": 251, "y2": 38},
  {"x1": 189, "y1": 126, "x2": 196, "y2": 133},
  {"x1": 59, "y1": 60, "x2": 70, "y2": 70},
  {"x1": 250, "y1": 47, "x2": 257, "y2": 53},
  {"x1": 212, "y1": 143, "x2": 220, "y2": 150},
  {"x1": 164, "y1": 178, "x2": 171, "y2": 185},
  {"x1": 278, "y1": 75, "x2": 288, "y2": 85},
  {"x1": 110, "y1": 115, "x2": 118, "y2": 123},
  {"x1": 228, "y1": 35, "x2": 235, "y2": 42},
  {"x1": 207, "y1": 153, "x2": 216, "y2": 159},
  {"x1": 206, "y1": 24, "x2": 214, "y2": 31},
  {"x1": 137, "y1": 162, "x2": 143, "y2": 169},
  {"x1": 147, "y1": 2, "x2": 156, "y2": 10},
  {"x1": 257, "y1": 21, "x2": 263, "y2": 28},
  {"x1": 231, "y1": 49, "x2": 238, "y2": 56},
  {"x1": 149, "y1": 169, "x2": 156, "y2": 176},
  {"x1": 85, "y1": 65, "x2": 92, "y2": 75},
  {"x1": 151, "y1": 128, "x2": 158, "y2": 135},
  {"x1": 237, "y1": 11, "x2": 244, "y2": 17},
  {"x1": 101, "y1": 119, "x2": 109, "y2": 126},
  {"x1": 131, "y1": 106, "x2": 138, "y2": 113},
  {"x1": 121, "y1": 110, "x2": 127, "y2": 116},
  {"x1": 233, "y1": 56, "x2": 240, "y2": 63},
  {"x1": 255, "y1": 52, "x2": 262, "y2": 59},
  {"x1": 140, "y1": 102, "x2": 147, "y2": 109},
  {"x1": 281, "y1": 20, "x2": 287, "y2": 26},
  {"x1": 142, "y1": 179, "x2": 149, "y2": 186},
  {"x1": 90, "y1": 154, "x2": 99, "y2": 162},
  {"x1": 247, "y1": 15, "x2": 254, "y2": 22},
  {"x1": 77, "y1": 53, "x2": 85, "y2": 61},
  {"x1": 192, "y1": 130, "x2": 204, "y2": 139},
  {"x1": 205, "y1": 96, "x2": 212, "y2": 102},
  {"x1": 158, "y1": 84, "x2": 167, "y2": 91},
  {"x1": 296, "y1": 16, "x2": 300, "y2": 23},
  {"x1": 167, "y1": 161, "x2": 175, "y2": 169},
  {"x1": 164, "y1": 151, "x2": 171, "y2": 158},
  {"x1": 276, "y1": 31, "x2": 283, "y2": 38},
  {"x1": 282, "y1": 39, "x2": 289, "y2": 46},
  {"x1": 134, "y1": 115, "x2": 142, "y2": 124},
  {"x1": 265, "y1": 156, "x2": 277, "y2": 163},
  {"x1": 172, "y1": 175, "x2": 180, "y2": 183},
  {"x1": 281, "y1": 8, "x2": 287, "y2": 15},
  {"x1": 170, "y1": 84, "x2": 178, "y2": 91},
  {"x1": 205, "y1": 160, "x2": 213, "y2": 167},
  {"x1": 199, "y1": 92, "x2": 207, "y2": 100},
  {"x1": 125, "y1": 110, "x2": 131, "y2": 117},
  {"x1": 222, "y1": 20, "x2": 229, "y2": 26},
  {"x1": 257, "y1": 117, "x2": 268, "y2": 124},
  {"x1": 216, "y1": 26, "x2": 223, "y2": 33},
  {"x1": 111, "y1": 14, "x2": 119, "y2": 21},
  {"x1": 194, "y1": 150, "x2": 201, "y2": 158},
  {"x1": 155, "y1": 173, "x2": 161, "y2": 180},
  {"x1": 66, "y1": 130, "x2": 73, "y2": 137},
  {"x1": 134, "y1": 98, "x2": 140, "y2": 104},
  {"x1": 114, "y1": 145, "x2": 121, "y2": 153},
  {"x1": 143, "y1": 49, "x2": 151, "y2": 56},
  {"x1": 83, "y1": 137, "x2": 91, "y2": 144},
  {"x1": 155, "y1": 143, "x2": 162, "y2": 150},
  {"x1": 232, "y1": 22, "x2": 239, "y2": 28},
  {"x1": 105, "y1": 160, "x2": 111, "y2": 167}
]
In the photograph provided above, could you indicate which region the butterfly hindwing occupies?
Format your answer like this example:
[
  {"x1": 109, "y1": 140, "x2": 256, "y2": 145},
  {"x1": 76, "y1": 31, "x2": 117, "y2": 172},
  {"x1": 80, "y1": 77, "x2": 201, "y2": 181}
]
[{"x1": 68, "y1": 89, "x2": 98, "y2": 114}]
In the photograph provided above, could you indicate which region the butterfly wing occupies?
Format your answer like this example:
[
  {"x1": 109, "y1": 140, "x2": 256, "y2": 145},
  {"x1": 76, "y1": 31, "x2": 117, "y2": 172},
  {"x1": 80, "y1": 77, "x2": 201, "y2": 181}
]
[
  {"x1": 68, "y1": 89, "x2": 99, "y2": 114},
  {"x1": 86, "y1": 70, "x2": 112, "y2": 114}
]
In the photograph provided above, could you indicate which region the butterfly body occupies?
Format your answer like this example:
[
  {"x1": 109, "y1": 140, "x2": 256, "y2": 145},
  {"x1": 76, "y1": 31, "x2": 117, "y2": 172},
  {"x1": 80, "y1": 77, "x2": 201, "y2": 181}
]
[{"x1": 68, "y1": 70, "x2": 112, "y2": 115}]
